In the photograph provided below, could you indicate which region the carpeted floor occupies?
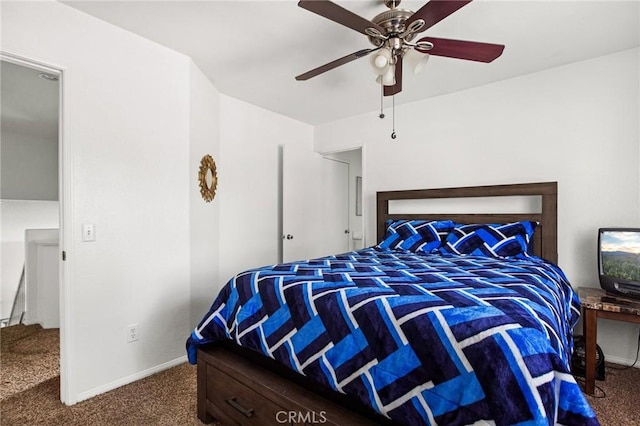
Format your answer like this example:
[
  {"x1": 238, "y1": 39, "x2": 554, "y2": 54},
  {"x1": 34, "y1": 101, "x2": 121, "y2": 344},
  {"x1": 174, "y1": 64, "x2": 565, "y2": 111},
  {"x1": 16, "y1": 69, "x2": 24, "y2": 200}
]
[
  {"x1": 1, "y1": 324, "x2": 203, "y2": 425},
  {"x1": 581, "y1": 363, "x2": 640, "y2": 426},
  {"x1": 1, "y1": 323, "x2": 60, "y2": 400},
  {"x1": 1, "y1": 324, "x2": 638, "y2": 425}
]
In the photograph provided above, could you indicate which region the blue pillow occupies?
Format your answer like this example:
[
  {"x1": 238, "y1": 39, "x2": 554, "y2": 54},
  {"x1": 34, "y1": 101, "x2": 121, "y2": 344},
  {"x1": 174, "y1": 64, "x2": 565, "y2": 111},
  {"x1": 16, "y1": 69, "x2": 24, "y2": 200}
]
[
  {"x1": 439, "y1": 221, "x2": 538, "y2": 258},
  {"x1": 377, "y1": 220, "x2": 455, "y2": 254}
]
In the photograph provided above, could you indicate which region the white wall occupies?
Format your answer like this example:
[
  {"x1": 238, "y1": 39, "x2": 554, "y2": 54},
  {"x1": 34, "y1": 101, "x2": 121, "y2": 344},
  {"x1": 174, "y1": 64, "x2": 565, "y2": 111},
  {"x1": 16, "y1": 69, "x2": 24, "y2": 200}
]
[
  {"x1": 1, "y1": 1, "x2": 197, "y2": 403},
  {"x1": 315, "y1": 48, "x2": 640, "y2": 365},
  {"x1": 1, "y1": 129, "x2": 59, "y2": 200},
  {"x1": 218, "y1": 95, "x2": 314, "y2": 288},
  {"x1": 189, "y1": 62, "x2": 221, "y2": 326}
]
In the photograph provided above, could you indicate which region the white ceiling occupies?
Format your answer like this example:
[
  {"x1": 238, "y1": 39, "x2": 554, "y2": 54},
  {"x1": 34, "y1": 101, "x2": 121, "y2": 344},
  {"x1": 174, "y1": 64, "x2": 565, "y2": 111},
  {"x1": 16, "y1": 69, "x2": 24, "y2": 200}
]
[
  {"x1": 1, "y1": 61, "x2": 59, "y2": 140},
  {"x1": 62, "y1": 1, "x2": 639, "y2": 125}
]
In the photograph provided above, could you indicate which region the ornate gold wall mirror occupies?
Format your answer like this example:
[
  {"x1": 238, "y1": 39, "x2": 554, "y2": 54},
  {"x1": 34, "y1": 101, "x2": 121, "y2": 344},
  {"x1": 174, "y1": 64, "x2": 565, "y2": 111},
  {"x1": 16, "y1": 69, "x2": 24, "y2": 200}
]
[{"x1": 198, "y1": 154, "x2": 218, "y2": 202}]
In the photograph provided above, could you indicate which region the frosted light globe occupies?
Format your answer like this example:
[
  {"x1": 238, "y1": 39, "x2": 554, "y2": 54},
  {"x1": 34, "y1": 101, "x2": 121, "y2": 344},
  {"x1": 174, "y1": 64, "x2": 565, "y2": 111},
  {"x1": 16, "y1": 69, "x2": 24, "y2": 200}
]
[{"x1": 374, "y1": 55, "x2": 388, "y2": 68}]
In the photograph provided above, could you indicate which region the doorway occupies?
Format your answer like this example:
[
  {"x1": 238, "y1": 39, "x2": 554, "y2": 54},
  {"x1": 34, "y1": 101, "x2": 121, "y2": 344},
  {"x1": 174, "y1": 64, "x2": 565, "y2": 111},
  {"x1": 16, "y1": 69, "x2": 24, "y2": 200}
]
[
  {"x1": 0, "y1": 53, "x2": 67, "y2": 403},
  {"x1": 323, "y1": 148, "x2": 364, "y2": 252},
  {"x1": 281, "y1": 145, "x2": 363, "y2": 263}
]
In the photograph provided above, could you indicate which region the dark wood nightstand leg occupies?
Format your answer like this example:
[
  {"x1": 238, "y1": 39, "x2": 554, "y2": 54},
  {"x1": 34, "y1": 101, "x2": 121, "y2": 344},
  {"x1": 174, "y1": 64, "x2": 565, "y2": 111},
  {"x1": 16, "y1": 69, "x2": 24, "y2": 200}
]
[{"x1": 583, "y1": 308, "x2": 597, "y2": 395}]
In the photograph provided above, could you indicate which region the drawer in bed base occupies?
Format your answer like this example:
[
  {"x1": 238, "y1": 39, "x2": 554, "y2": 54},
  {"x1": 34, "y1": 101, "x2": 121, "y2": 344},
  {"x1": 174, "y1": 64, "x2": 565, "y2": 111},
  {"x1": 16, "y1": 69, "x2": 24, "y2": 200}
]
[
  {"x1": 205, "y1": 361, "x2": 288, "y2": 424},
  {"x1": 197, "y1": 346, "x2": 379, "y2": 426}
]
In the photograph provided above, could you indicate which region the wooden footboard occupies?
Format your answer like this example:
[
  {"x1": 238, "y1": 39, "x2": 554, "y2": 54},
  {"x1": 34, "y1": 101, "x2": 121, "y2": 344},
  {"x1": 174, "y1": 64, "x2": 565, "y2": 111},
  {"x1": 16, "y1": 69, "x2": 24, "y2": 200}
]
[{"x1": 197, "y1": 345, "x2": 383, "y2": 425}]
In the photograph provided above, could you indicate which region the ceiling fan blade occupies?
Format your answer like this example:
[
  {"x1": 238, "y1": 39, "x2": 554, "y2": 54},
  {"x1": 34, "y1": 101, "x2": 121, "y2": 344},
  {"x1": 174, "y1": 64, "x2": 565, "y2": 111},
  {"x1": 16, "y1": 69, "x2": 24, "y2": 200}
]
[
  {"x1": 298, "y1": 0, "x2": 384, "y2": 35},
  {"x1": 296, "y1": 48, "x2": 375, "y2": 81},
  {"x1": 383, "y1": 57, "x2": 403, "y2": 96},
  {"x1": 407, "y1": 0, "x2": 473, "y2": 34},
  {"x1": 416, "y1": 37, "x2": 504, "y2": 62}
]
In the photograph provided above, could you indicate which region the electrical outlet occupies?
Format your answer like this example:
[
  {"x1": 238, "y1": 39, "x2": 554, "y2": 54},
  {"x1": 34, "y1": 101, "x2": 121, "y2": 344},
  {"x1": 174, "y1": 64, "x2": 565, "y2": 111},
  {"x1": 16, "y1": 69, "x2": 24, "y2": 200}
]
[{"x1": 127, "y1": 323, "x2": 139, "y2": 343}]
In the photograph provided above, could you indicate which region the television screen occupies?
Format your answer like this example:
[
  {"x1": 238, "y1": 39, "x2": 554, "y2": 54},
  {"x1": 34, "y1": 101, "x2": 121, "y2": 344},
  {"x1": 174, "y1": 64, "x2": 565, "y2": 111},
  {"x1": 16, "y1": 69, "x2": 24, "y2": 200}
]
[{"x1": 598, "y1": 228, "x2": 640, "y2": 299}]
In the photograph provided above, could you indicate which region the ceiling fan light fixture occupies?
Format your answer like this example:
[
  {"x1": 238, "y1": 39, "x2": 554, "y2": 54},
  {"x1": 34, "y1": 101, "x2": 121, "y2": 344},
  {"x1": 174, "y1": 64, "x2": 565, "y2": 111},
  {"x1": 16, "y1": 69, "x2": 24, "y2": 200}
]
[
  {"x1": 404, "y1": 48, "x2": 430, "y2": 74},
  {"x1": 379, "y1": 64, "x2": 396, "y2": 86},
  {"x1": 370, "y1": 47, "x2": 392, "y2": 75},
  {"x1": 374, "y1": 55, "x2": 389, "y2": 68}
]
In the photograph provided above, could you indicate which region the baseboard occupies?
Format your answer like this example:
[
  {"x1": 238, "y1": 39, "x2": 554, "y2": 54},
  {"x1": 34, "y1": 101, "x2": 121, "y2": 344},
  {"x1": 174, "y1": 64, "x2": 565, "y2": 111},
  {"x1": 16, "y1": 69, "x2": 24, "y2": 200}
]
[
  {"x1": 74, "y1": 355, "x2": 188, "y2": 404},
  {"x1": 604, "y1": 353, "x2": 640, "y2": 369}
]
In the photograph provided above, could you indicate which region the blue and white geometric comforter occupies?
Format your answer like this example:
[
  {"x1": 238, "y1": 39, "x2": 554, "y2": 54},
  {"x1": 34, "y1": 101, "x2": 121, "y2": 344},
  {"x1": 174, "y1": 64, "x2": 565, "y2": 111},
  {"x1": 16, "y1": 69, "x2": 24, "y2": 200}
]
[{"x1": 187, "y1": 247, "x2": 599, "y2": 425}]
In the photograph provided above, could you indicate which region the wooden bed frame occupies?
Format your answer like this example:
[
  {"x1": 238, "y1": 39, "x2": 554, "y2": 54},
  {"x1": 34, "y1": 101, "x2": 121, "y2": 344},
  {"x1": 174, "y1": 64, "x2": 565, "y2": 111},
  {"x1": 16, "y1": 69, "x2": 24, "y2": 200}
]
[
  {"x1": 376, "y1": 181, "x2": 558, "y2": 264},
  {"x1": 197, "y1": 181, "x2": 559, "y2": 425}
]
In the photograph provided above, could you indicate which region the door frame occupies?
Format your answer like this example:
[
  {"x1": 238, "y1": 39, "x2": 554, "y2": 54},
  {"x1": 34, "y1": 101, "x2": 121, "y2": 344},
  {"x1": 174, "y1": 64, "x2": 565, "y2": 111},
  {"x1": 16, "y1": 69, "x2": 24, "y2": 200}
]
[{"x1": 1, "y1": 51, "x2": 73, "y2": 404}]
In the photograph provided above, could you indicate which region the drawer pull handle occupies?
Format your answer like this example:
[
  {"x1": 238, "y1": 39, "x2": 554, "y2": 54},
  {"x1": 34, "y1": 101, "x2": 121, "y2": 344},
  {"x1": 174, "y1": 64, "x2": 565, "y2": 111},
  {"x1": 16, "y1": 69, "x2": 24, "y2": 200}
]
[{"x1": 225, "y1": 397, "x2": 254, "y2": 418}]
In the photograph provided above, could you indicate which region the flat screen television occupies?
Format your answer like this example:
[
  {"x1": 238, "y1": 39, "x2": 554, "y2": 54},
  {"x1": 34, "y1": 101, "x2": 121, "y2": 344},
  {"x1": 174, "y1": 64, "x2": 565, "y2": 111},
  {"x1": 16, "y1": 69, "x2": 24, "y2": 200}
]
[{"x1": 598, "y1": 228, "x2": 640, "y2": 300}]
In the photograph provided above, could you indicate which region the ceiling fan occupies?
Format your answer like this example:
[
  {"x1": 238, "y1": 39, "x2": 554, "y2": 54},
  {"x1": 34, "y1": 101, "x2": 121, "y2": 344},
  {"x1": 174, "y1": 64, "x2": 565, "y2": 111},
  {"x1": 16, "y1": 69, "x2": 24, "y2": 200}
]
[{"x1": 295, "y1": 0, "x2": 505, "y2": 96}]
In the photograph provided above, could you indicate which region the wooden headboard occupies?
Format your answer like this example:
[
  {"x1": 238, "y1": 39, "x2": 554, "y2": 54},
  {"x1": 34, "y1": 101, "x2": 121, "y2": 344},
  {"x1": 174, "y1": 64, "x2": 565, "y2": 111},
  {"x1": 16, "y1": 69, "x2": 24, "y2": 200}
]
[{"x1": 376, "y1": 182, "x2": 558, "y2": 264}]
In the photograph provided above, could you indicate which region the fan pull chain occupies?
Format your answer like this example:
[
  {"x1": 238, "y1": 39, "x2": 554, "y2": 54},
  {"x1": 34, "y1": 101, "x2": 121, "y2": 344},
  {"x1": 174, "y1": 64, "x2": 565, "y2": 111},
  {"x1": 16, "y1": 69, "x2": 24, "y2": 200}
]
[
  {"x1": 379, "y1": 83, "x2": 385, "y2": 119},
  {"x1": 377, "y1": 84, "x2": 397, "y2": 140},
  {"x1": 391, "y1": 95, "x2": 397, "y2": 139}
]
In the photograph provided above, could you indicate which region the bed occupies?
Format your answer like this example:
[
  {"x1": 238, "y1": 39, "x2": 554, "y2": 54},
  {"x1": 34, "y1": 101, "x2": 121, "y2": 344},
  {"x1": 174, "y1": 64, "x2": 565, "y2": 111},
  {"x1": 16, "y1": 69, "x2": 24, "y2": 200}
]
[{"x1": 187, "y1": 182, "x2": 599, "y2": 425}]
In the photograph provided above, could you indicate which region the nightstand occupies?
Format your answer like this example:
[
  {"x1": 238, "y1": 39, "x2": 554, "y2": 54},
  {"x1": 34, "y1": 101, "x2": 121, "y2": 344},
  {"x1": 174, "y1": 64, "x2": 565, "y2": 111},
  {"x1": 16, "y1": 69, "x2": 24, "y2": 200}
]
[{"x1": 578, "y1": 287, "x2": 640, "y2": 395}]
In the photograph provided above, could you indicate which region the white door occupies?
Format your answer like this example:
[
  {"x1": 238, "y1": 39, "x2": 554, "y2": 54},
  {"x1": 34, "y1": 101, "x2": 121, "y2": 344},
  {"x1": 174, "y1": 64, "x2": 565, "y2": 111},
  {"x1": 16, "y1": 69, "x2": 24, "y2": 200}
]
[
  {"x1": 282, "y1": 143, "x2": 324, "y2": 263},
  {"x1": 322, "y1": 158, "x2": 350, "y2": 255}
]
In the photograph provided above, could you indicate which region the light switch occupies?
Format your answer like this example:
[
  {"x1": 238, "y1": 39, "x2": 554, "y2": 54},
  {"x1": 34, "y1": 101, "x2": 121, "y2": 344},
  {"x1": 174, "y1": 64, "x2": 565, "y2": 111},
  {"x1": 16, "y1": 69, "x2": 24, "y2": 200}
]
[{"x1": 82, "y1": 224, "x2": 95, "y2": 242}]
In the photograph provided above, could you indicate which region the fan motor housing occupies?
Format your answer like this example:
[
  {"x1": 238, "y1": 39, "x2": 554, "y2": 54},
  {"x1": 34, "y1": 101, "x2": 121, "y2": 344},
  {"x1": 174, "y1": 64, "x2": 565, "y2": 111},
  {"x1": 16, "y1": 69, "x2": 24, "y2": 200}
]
[
  {"x1": 369, "y1": 8, "x2": 415, "y2": 46},
  {"x1": 372, "y1": 8, "x2": 413, "y2": 34}
]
